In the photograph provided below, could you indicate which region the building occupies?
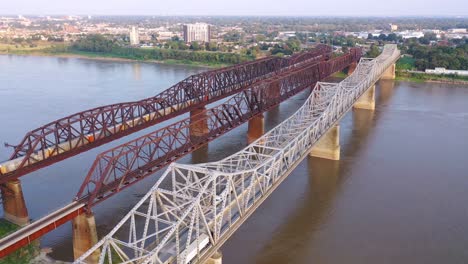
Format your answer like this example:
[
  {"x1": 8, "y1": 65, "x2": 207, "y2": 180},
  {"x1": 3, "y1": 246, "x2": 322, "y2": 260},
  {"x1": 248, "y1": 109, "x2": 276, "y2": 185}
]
[
  {"x1": 388, "y1": 23, "x2": 398, "y2": 32},
  {"x1": 398, "y1": 31, "x2": 424, "y2": 39},
  {"x1": 448, "y1": 28, "x2": 467, "y2": 33},
  {"x1": 130, "y1": 26, "x2": 139, "y2": 46},
  {"x1": 425, "y1": 67, "x2": 468, "y2": 76},
  {"x1": 277, "y1": 31, "x2": 296, "y2": 41},
  {"x1": 63, "y1": 24, "x2": 80, "y2": 34},
  {"x1": 183, "y1": 23, "x2": 210, "y2": 43}
]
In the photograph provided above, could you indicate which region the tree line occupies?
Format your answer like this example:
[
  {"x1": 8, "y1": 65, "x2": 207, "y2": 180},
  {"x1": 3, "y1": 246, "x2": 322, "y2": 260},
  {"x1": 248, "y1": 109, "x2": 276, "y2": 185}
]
[
  {"x1": 404, "y1": 43, "x2": 467, "y2": 71},
  {"x1": 68, "y1": 34, "x2": 250, "y2": 65}
]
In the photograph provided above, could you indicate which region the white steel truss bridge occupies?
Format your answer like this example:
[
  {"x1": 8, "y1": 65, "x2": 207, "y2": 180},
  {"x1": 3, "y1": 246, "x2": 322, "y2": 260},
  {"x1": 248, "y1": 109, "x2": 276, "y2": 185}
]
[{"x1": 75, "y1": 44, "x2": 400, "y2": 264}]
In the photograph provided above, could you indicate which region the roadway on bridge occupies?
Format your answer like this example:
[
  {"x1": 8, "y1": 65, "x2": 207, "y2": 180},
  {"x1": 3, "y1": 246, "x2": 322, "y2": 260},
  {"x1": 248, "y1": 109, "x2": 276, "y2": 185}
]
[
  {"x1": 75, "y1": 45, "x2": 400, "y2": 264},
  {"x1": 0, "y1": 47, "x2": 359, "y2": 258}
]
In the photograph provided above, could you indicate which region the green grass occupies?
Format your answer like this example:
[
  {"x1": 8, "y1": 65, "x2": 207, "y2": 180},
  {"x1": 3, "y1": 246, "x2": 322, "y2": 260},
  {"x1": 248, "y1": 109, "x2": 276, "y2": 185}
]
[
  {"x1": 396, "y1": 56, "x2": 416, "y2": 71},
  {"x1": 396, "y1": 71, "x2": 468, "y2": 83},
  {"x1": 0, "y1": 219, "x2": 18, "y2": 237},
  {"x1": 0, "y1": 42, "x2": 53, "y2": 53},
  {"x1": 1, "y1": 47, "x2": 232, "y2": 68},
  {"x1": 0, "y1": 219, "x2": 39, "y2": 264},
  {"x1": 332, "y1": 71, "x2": 347, "y2": 78}
]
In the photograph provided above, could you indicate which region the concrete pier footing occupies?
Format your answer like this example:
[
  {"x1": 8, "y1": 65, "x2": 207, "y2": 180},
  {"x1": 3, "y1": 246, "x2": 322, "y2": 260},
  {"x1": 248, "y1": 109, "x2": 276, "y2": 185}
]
[
  {"x1": 190, "y1": 106, "x2": 209, "y2": 139},
  {"x1": 72, "y1": 212, "x2": 100, "y2": 262},
  {"x1": 1, "y1": 179, "x2": 30, "y2": 226},
  {"x1": 381, "y1": 63, "x2": 396, "y2": 80},
  {"x1": 354, "y1": 84, "x2": 375, "y2": 110},
  {"x1": 247, "y1": 114, "x2": 264, "y2": 144},
  {"x1": 205, "y1": 251, "x2": 223, "y2": 264},
  {"x1": 310, "y1": 125, "x2": 340, "y2": 160}
]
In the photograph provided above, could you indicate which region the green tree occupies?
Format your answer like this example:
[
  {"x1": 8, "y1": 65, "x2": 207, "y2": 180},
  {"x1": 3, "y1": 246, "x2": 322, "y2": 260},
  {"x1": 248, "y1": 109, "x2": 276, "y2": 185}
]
[
  {"x1": 366, "y1": 44, "x2": 380, "y2": 58},
  {"x1": 286, "y1": 37, "x2": 301, "y2": 52},
  {"x1": 205, "y1": 42, "x2": 218, "y2": 51},
  {"x1": 190, "y1": 41, "x2": 202, "y2": 51}
]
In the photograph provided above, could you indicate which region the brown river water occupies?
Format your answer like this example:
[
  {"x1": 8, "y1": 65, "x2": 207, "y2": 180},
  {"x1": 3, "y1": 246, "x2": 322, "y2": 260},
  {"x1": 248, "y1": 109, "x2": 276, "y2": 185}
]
[{"x1": 1, "y1": 55, "x2": 467, "y2": 263}]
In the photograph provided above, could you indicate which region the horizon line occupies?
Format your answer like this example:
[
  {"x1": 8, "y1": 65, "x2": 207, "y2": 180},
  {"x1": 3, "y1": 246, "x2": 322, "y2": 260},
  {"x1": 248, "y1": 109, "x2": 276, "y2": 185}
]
[{"x1": 1, "y1": 14, "x2": 467, "y2": 18}]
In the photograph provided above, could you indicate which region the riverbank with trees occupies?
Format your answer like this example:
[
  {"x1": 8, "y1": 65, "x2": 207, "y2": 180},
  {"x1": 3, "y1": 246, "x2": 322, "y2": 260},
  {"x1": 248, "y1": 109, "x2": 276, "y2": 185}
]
[
  {"x1": 0, "y1": 219, "x2": 38, "y2": 264},
  {"x1": 0, "y1": 35, "x2": 253, "y2": 68},
  {"x1": 2, "y1": 35, "x2": 466, "y2": 85},
  {"x1": 361, "y1": 42, "x2": 468, "y2": 84}
]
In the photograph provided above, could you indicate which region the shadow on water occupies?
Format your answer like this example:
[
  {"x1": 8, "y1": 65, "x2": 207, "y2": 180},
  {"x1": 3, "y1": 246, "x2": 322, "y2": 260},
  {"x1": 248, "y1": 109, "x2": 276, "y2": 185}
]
[{"x1": 252, "y1": 80, "x2": 395, "y2": 264}]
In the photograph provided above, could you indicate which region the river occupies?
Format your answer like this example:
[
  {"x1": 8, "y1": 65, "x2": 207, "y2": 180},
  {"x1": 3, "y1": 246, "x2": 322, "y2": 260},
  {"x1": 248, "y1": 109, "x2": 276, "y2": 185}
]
[{"x1": 1, "y1": 54, "x2": 468, "y2": 263}]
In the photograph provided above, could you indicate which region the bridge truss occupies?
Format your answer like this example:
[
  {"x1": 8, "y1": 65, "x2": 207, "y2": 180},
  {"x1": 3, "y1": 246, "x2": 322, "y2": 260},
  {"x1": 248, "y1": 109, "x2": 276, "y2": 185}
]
[
  {"x1": 75, "y1": 48, "x2": 360, "y2": 210},
  {"x1": 0, "y1": 45, "x2": 331, "y2": 182},
  {"x1": 75, "y1": 45, "x2": 399, "y2": 264},
  {"x1": 0, "y1": 47, "x2": 360, "y2": 259}
]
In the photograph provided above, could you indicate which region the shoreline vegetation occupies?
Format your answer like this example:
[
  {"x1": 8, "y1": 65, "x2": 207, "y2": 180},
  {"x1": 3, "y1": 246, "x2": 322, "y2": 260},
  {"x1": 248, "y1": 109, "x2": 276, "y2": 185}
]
[
  {"x1": 395, "y1": 71, "x2": 468, "y2": 85},
  {"x1": 394, "y1": 53, "x2": 468, "y2": 84},
  {"x1": 0, "y1": 219, "x2": 38, "y2": 263},
  {"x1": 1, "y1": 44, "x2": 467, "y2": 85},
  {"x1": 0, "y1": 49, "x2": 228, "y2": 68},
  {"x1": 0, "y1": 42, "x2": 245, "y2": 68}
]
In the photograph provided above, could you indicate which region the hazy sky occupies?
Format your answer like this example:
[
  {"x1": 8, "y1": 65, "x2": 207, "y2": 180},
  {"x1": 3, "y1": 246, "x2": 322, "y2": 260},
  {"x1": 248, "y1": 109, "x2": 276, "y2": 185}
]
[{"x1": 2, "y1": 0, "x2": 467, "y2": 17}]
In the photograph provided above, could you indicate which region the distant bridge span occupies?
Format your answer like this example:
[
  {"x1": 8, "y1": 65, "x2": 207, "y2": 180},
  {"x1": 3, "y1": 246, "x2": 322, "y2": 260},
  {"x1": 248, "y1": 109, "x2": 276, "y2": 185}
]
[
  {"x1": 0, "y1": 47, "x2": 361, "y2": 259},
  {"x1": 75, "y1": 44, "x2": 399, "y2": 264},
  {"x1": 0, "y1": 45, "x2": 331, "y2": 183}
]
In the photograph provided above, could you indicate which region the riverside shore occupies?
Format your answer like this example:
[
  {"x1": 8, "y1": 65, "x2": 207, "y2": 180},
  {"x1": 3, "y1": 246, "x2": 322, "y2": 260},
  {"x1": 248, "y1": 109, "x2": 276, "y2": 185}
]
[
  {"x1": 0, "y1": 50, "x2": 226, "y2": 69},
  {"x1": 395, "y1": 73, "x2": 468, "y2": 85},
  {"x1": 2, "y1": 51, "x2": 467, "y2": 85}
]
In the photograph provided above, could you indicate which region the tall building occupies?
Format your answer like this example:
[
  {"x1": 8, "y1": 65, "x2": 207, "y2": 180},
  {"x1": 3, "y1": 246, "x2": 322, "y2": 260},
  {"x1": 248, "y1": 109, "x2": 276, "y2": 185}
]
[
  {"x1": 388, "y1": 23, "x2": 398, "y2": 32},
  {"x1": 183, "y1": 23, "x2": 210, "y2": 43},
  {"x1": 130, "y1": 26, "x2": 140, "y2": 46}
]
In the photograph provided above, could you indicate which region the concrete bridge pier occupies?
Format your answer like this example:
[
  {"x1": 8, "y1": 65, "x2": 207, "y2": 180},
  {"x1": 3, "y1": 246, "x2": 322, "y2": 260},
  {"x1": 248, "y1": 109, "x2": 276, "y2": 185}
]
[
  {"x1": 381, "y1": 63, "x2": 396, "y2": 80},
  {"x1": 206, "y1": 251, "x2": 223, "y2": 264},
  {"x1": 72, "y1": 212, "x2": 100, "y2": 262},
  {"x1": 309, "y1": 125, "x2": 340, "y2": 160},
  {"x1": 1, "y1": 179, "x2": 30, "y2": 226},
  {"x1": 190, "y1": 106, "x2": 209, "y2": 139},
  {"x1": 247, "y1": 114, "x2": 264, "y2": 144},
  {"x1": 354, "y1": 84, "x2": 375, "y2": 110}
]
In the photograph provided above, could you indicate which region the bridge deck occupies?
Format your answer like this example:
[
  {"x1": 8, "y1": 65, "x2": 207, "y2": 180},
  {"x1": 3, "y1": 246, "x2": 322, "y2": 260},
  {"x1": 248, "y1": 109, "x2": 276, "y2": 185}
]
[
  {"x1": 75, "y1": 45, "x2": 400, "y2": 263},
  {"x1": 0, "y1": 45, "x2": 332, "y2": 183},
  {"x1": 0, "y1": 201, "x2": 84, "y2": 258},
  {"x1": 0, "y1": 49, "x2": 361, "y2": 258}
]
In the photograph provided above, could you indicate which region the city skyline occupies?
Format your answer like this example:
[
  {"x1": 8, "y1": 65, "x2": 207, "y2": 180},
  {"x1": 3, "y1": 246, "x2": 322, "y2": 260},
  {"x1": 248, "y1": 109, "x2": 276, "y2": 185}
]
[{"x1": 2, "y1": 0, "x2": 467, "y2": 17}]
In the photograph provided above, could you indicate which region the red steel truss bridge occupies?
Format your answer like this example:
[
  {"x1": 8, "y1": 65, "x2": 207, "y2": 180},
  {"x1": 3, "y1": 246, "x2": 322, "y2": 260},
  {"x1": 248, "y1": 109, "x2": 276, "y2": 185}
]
[
  {"x1": 0, "y1": 44, "x2": 332, "y2": 183},
  {"x1": 0, "y1": 47, "x2": 361, "y2": 258}
]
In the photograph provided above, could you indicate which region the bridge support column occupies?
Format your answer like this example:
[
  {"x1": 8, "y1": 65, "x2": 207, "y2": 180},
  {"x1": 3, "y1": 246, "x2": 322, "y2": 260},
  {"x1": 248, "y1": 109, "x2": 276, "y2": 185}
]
[
  {"x1": 347, "y1": 62, "x2": 357, "y2": 76},
  {"x1": 206, "y1": 251, "x2": 222, "y2": 264},
  {"x1": 381, "y1": 63, "x2": 396, "y2": 80},
  {"x1": 310, "y1": 125, "x2": 340, "y2": 160},
  {"x1": 247, "y1": 114, "x2": 264, "y2": 144},
  {"x1": 1, "y1": 179, "x2": 30, "y2": 226},
  {"x1": 190, "y1": 106, "x2": 209, "y2": 139},
  {"x1": 72, "y1": 212, "x2": 100, "y2": 262},
  {"x1": 354, "y1": 84, "x2": 375, "y2": 110}
]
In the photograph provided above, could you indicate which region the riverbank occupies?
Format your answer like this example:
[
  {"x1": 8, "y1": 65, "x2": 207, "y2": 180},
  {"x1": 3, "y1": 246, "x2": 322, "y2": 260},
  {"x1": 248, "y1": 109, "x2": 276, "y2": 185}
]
[
  {"x1": 0, "y1": 219, "x2": 39, "y2": 263},
  {"x1": 395, "y1": 71, "x2": 468, "y2": 85},
  {"x1": 0, "y1": 48, "x2": 233, "y2": 69},
  {"x1": 333, "y1": 70, "x2": 468, "y2": 85}
]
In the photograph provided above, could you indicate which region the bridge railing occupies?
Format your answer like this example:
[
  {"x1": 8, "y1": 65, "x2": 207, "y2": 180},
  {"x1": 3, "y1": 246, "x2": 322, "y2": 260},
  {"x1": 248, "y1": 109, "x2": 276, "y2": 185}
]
[
  {"x1": 75, "y1": 45, "x2": 398, "y2": 264},
  {"x1": 75, "y1": 49, "x2": 360, "y2": 210},
  {"x1": 0, "y1": 45, "x2": 332, "y2": 181}
]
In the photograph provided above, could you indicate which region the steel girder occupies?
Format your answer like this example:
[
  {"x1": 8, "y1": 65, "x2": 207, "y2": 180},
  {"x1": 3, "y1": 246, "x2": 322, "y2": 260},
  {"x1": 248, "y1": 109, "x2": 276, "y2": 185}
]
[
  {"x1": 75, "y1": 48, "x2": 361, "y2": 210},
  {"x1": 0, "y1": 45, "x2": 333, "y2": 183},
  {"x1": 75, "y1": 45, "x2": 399, "y2": 264}
]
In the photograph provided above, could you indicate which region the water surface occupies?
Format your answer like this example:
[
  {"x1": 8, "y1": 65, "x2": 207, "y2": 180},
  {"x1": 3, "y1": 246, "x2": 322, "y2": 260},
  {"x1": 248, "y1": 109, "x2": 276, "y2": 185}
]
[{"x1": 1, "y1": 55, "x2": 468, "y2": 263}]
